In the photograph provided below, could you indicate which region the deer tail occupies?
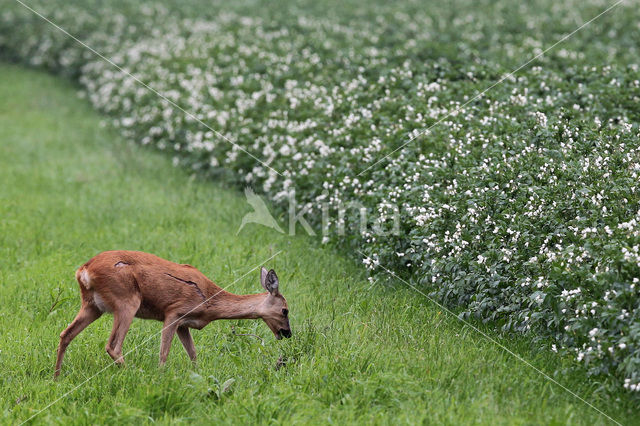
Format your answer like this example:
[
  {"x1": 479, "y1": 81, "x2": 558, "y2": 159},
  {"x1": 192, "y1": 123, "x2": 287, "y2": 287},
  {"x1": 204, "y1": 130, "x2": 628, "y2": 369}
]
[{"x1": 76, "y1": 266, "x2": 92, "y2": 290}]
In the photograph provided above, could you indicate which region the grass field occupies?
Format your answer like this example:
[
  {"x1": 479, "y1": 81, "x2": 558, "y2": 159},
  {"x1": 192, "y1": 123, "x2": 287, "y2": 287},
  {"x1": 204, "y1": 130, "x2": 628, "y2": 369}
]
[{"x1": 0, "y1": 63, "x2": 636, "y2": 424}]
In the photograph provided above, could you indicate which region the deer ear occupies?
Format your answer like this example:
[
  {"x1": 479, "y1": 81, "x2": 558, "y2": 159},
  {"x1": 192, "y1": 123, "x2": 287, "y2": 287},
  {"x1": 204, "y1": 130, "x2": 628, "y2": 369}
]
[
  {"x1": 260, "y1": 267, "x2": 269, "y2": 291},
  {"x1": 260, "y1": 268, "x2": 279, "y2": 295}
]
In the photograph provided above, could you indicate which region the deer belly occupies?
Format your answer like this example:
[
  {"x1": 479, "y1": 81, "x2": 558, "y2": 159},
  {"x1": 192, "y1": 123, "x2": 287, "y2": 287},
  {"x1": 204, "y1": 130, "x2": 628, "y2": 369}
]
[{"x1": 135, "y1": 298, "x2": 165, "y2": 321}]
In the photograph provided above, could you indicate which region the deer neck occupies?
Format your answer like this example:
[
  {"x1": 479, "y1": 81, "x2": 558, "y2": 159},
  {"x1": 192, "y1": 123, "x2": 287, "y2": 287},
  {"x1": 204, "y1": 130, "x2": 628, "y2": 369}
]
[{"x1": 206, "y1": 291, "x2": 266, "y2": 321}]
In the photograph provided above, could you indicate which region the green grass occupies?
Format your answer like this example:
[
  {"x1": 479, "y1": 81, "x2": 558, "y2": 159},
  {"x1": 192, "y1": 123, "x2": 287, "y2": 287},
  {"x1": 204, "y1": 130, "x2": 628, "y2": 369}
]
[{"x1": 0, "y1": 63, "x2": 635, "y2": 425}]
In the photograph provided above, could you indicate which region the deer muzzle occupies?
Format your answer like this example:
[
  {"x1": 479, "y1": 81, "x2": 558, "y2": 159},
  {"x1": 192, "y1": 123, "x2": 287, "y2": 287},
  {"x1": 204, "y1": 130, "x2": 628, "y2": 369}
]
[{"x1": 278, "y1": 328, "x2": 292, "y2": 339}]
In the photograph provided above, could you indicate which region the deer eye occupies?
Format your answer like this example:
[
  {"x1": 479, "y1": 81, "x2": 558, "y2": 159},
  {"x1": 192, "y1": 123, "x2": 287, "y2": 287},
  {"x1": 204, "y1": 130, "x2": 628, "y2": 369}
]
[{"x1": 282, "y1": 309, "x2": 289, "y2": 317}]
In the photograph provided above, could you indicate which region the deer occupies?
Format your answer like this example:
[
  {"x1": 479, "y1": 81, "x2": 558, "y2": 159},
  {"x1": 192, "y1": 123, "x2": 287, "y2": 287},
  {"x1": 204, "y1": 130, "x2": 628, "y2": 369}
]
[{"x1": 54, "y1": 250, "x2": 291, "y2": 378}]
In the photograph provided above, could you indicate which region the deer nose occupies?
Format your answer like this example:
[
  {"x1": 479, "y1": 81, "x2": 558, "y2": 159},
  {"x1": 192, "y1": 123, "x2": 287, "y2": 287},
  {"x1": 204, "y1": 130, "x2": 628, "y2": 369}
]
[{"x1": 279, "y1": 329, "x2": 292, "y2": 338}]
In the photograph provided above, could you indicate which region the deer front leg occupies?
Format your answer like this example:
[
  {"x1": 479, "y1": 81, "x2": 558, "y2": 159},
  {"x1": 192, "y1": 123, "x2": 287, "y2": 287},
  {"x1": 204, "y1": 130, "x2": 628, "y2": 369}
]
[
  {"x1": 159, "y1": 317, "x2": 180, "y2": 366},
  {"x1": 177, "y1": 326, "x2": 197, "y2": 363}
]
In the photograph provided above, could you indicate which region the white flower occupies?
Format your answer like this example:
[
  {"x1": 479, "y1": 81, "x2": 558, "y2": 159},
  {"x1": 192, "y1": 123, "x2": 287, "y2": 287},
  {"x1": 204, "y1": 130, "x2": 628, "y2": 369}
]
[{"x1": 534, "y1": 111, "x2": 547, "y2": 128}]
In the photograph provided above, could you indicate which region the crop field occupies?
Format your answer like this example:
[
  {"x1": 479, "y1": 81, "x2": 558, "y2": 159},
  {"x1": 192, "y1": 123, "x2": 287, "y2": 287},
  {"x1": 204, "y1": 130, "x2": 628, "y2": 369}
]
[{"x1": 1, "y1": 0, "x2": 640, "y2": 423}]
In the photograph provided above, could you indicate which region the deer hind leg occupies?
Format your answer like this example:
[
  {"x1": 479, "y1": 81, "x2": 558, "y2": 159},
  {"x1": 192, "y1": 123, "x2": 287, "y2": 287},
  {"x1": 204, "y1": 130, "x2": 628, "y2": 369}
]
[
  {"x1": 105, "y1": 299, "x2": 140, "y2": 365},
  {"x1": 55, "y1": 304, "x2": 102, "y2": 378},
  {"x1": 177, "y1": 326, "x2": 197, "y2": 363}
]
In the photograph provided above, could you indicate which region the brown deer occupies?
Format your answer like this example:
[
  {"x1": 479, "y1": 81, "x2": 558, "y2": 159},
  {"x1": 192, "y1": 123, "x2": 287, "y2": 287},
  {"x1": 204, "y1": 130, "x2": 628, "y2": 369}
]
[{"x1": 54, "y1": 250, "x2": 291, "y2": 378}]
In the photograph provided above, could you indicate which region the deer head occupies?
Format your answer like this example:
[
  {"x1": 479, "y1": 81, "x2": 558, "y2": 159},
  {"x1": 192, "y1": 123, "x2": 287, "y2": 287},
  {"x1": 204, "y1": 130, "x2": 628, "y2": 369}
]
[{"x1": 258, "y1": 267, "x2": 291, "y2": 339}]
